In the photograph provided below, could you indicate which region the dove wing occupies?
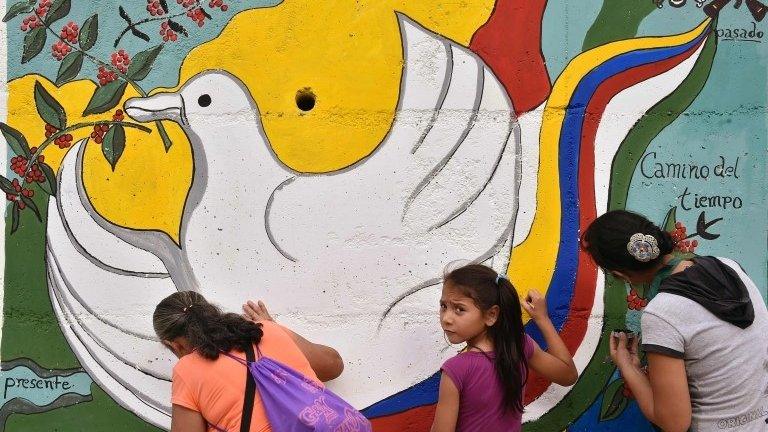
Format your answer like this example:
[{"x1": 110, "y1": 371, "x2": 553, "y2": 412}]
[{"x1": 393, "y1": 15, "x2": 520, "y2": 265}]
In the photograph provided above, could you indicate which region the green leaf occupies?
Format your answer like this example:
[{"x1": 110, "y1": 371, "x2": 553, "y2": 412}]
[
  {"x1": 55, "y1": 51, "x2": 83, "y2": 86},
  {"x1": 34, "y1": 81, "x2": 67, "y2": 129},
  {"x1": 39, "y1": 162, "x2": 57, "y2": 196},
  {"x1": 0, "y1": 122, "x2": 31, "y2": 157},
  {"x1": 79, "y1": 14, "x2": 98, "y2": 50},
  {"x1": 102, "y1": 125, "x2": 126, "y2": 170},
  {"x1": 44, "y1": 0, "x2": 71, "y2": 25},
  {"x1": 83, "y1": 80, "x2": 128, "y2": 116},
  {"x1": 11, "y1": 202, "x2": 20, "y2": 234},
  {"x1": 156, "y1": 121, "x2": 172, "y2": 151},
  {"x1": 21, "y1": 26, "x2": 46, "y2": 64},
  {"x1": 599, "y1": 379, "x2": 629, "y2": 421},
  {"x1": 20, "y1": 195, "x2": 41, "y2": 221},
  {"x1": 126, "y1": 45, "x2": 162, "y2": 81},
  {"x1": 0, "y1": 176, "x2": 17, "y2": 195},
  {"x1": 662, "y1": 206, "x2": 678, "y2": 232},
  {"x1": 3, "y1": 0, "x2": 35, "y2": 22}
]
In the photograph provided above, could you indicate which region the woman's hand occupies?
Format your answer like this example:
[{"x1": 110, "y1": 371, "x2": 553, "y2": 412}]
[
  {"x1": 609, "y1": 331, "x2": 641, "y2": 369},
  {"x1": 242, "y1": 300, "x2": 274, "y2": 323},
  {"x1": 522, "y1": 289, "x2": 549, "y2": 322}
]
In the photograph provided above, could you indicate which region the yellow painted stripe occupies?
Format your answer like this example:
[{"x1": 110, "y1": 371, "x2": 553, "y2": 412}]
[{"x1": 509, "y1": 19, "x2": 711, "y2": 306}]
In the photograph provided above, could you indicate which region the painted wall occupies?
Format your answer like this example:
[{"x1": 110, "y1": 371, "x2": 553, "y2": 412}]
[{"x1": 0, "y1": 0, "x2": 765, "y2": 430}]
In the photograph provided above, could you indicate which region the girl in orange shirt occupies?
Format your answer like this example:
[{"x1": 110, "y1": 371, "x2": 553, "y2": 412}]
[{"x1": 153, "y1": 291, "x2": 345, "y2": 432}]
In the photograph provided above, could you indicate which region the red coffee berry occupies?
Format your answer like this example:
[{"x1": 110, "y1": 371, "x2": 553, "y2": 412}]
[
  {"x1": 59, "y1": 22, "x2": 79, "y2": 43},
  {"x1": 97, "y1": 66, "x2": 118, "y2": 86},
  {"x1": 110, "y1": 50, "x2": 131, "y2": 74}
]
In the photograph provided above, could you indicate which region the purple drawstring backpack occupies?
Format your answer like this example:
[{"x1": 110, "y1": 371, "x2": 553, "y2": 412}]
[{"x1": 208, "y1": 343, "x2": 372, "y2": 432}]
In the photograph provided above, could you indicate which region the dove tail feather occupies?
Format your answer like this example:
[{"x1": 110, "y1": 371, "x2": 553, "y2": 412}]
[
  {"x1": 51, "y1": 280, "x2": 170, "y2": 427},
  {"x1": 48, "y1": 265, "x2": 173, "y2": 428},
  {"x1": 46, "y1": 246, "x2": 160, "y2": 341}
]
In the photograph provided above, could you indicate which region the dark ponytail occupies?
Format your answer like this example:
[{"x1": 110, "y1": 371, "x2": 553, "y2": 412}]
[
  {"x1": 444, "y1": 264, "x2": 527, "y2": 413},
  {"x1": 153, "y1": 291, "x2": 263, "y2": 360},
  {"x1": 581, "y1": 210, "x2": 675, "y2": 272}
]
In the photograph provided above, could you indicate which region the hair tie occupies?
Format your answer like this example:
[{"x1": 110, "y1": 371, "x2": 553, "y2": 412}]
[
  {"x1": 626, "y1": 233, "x2": 660, "y2": 262},
  {"x1": 182, "y1": 304, "x2": 194, "y2": 313},
  {"x1": 495, "y1": 273, "x2": 508, "y2": 285}
]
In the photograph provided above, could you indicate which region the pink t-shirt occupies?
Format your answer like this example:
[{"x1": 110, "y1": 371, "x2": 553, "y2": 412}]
[{"x1": 441, "y1": 334, "x2": 535, "y2": 432}]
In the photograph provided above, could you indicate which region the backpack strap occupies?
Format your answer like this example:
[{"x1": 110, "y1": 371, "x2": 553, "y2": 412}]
[{"x1": 239, "y1": 344, "x2": 257, "y2": 432}]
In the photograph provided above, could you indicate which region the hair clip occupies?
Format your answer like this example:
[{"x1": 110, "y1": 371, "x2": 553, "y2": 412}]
[
  {"x1": 495, "y1": 273, "x2": 508, "y2": 285},
  {"x1": 626, "y1": 233, "x2": 660, "y2": 262}
]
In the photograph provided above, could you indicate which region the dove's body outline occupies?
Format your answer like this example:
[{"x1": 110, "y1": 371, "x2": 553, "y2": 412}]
[{"x1": 48, "y1": 15, "x2": 523, "y2": 427}]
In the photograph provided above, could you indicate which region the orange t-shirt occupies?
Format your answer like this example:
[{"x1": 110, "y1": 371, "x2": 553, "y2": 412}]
[{"x1": 171, "y1": 321, "x2": 320, "y2": 432}]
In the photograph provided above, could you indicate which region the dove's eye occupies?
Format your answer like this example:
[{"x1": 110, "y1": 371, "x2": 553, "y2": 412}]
[{"x1": 198, "y1": 94, "x2": 212, "y2": 107}]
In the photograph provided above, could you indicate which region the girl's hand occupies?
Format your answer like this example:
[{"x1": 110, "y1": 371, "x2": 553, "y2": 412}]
[
  {"x1": 242, "y1": 300, "x2": 275, "y2": 323},
  {"x1": 522, "y1": 289, "x2": 549, "y2": 322},
  {"x1": 609, "y1": 331, "x2": 640, "y2": 369}
]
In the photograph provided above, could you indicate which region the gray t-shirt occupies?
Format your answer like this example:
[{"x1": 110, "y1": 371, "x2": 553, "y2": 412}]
[{"x1": 641, "y1": 257, "x2": 768, "y2": 431}]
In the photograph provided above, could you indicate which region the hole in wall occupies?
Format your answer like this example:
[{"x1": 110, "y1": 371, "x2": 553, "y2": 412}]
[{"x1": 295, "y1": 88, "x2": 316, "y2": 112}]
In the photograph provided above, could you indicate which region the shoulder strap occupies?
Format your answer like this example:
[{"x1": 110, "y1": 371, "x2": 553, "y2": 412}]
[{"x1": 239, "y1": 344, "x2": 257, "y2": 432}]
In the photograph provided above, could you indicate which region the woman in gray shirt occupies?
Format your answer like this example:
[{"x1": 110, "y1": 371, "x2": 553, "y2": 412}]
[{"x1": 581, "y1": 210, "x2": 768, "y2": 432}]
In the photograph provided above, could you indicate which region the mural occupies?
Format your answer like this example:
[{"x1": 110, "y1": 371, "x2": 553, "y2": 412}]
[{"x1": 0, "y1": 0, "x2": 765, "y2": 431}]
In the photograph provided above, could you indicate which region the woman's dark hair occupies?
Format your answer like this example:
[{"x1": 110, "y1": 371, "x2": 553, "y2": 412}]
[
  {"x1": 581, "y1": 210, "x2": 675, "y2": 272},
  {"x1": 443, "y1": 264, "x2": 527, "y2": 413},
  {"x1": 153, "y1": 291, "x2": 263, "y2": 360}
]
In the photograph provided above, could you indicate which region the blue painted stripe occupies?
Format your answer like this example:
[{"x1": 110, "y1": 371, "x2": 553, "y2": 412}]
[
  {"x1": 362, "y1": 372, "x2": 440, "y2": 418},
  {"x1": 525, "y1": 28, "x2": 710, "y2": 347}
]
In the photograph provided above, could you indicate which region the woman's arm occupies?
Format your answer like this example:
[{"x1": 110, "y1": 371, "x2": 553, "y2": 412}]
[
  {"x1": 648, "y1": 353, "x2": 691, "y2": 431},
  {"x1": 243, "y1": 300, "x2": 344, "y2": 382},
  {"x1": 170, "y1": 404, "x2": 207, "y2": 432},
  {"x1": 522, "y1": 290, "x2": 578, "y2": 386},
  {"x1": 430, "y1": 372, "x2": 460, "y2": 432},
  {"x1": 611, "y1": 332, "x2": 691, "y2": 432}
]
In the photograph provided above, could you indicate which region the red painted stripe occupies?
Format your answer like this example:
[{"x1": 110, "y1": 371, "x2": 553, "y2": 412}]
[
  {"x1": 370, "y1": 404, "x2": 436, "y2": 431},
  {"x1": 469, "y1": 0, "x2": 550, "y2": 116},
  {"x1": 522, "y1": 39, "x2": 705, "y2": 405}
]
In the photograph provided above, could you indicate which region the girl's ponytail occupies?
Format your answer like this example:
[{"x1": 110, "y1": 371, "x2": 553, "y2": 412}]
[
  {"x1": 153, "y1": 291, "x2": 263, "y2": 359},
  {"x1": 444, "y1": 264, "x2": 528, "y2": 412},
  {"x1": 492, "y1": 277, "x2": 528, "y2": 413}
]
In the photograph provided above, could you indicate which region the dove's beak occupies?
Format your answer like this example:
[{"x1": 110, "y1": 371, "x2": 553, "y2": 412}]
[{"x1": 125, "y1": 93, "x2": 184, "y2": 124}]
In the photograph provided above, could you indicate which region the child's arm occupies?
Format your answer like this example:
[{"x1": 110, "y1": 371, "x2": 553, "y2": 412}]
[
  {"x1": 430, "y1": 372, "x2": 459, "y2": 432},
  {"x1": 522, "y1": 290, "x2": 578, "y2": 386}
]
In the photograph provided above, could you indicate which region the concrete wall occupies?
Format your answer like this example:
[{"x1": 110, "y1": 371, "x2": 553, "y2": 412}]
[{"x1": 0, "y1": 0, "x2": 765, "y2": 430}]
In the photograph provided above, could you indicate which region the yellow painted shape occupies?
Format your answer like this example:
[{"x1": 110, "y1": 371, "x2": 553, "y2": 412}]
[
  {"x1": 509, "y1": 19, "x2": 712, "y2": 306},
  {"x1": 7, "y1": 75, "x2": 190, "y2": 241}
]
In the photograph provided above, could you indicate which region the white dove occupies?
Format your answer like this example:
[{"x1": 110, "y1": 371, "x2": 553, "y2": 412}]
[{"x1": 47, "y1": 14, "x2": 523, "y2": 428}]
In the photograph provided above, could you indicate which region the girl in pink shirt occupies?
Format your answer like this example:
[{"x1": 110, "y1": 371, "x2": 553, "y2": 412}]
[{"x1": 431, "y1": 264, "x2": 578, "y2": 432}]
